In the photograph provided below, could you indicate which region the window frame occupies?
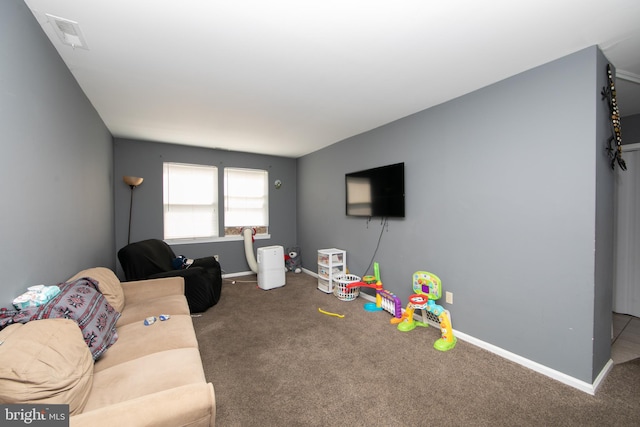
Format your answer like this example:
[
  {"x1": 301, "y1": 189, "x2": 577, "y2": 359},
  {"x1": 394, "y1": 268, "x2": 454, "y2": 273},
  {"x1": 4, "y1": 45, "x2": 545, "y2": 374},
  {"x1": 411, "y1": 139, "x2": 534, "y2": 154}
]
[
  {"x1": 162, "y1": 162, "x2": 271, "y2": 245},
  {"x1": 223, "y1": 167, "x2": 270, "y2": 238},
  {"x1": 163, "y1": 162, "x2": 219, "y2": 243}
]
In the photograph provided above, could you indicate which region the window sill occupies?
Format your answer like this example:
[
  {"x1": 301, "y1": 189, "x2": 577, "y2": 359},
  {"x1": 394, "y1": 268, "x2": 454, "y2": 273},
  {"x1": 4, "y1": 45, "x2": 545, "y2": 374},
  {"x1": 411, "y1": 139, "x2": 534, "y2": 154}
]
[{"x1": 164, "y1": 234, "x2": 271, "y2": 245}]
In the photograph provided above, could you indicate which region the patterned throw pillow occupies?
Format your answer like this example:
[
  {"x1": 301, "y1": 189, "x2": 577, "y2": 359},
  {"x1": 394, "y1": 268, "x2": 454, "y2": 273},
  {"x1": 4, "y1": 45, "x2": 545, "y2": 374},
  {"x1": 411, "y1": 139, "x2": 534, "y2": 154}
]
[
  {"x1": 67, "y1": 267, "x2": 125, "y2": 312},
  {"x1": 12, "y1": 278, "x2": 122, "y2": 360}
]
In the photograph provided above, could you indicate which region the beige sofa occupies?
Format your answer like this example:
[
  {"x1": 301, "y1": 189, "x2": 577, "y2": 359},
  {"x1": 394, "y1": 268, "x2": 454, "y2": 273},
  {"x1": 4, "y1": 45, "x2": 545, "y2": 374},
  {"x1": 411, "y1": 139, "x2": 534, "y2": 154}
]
[{"x1": 0, "y1": 267, "x2": 215, "y2": 427}]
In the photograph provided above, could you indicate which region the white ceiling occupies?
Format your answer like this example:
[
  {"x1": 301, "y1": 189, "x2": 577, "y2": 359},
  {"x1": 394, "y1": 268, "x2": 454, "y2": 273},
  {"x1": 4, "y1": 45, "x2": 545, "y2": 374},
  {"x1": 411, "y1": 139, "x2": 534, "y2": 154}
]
[{"x1": 24, "y1": 0, "x2": 640, "y2": 158}]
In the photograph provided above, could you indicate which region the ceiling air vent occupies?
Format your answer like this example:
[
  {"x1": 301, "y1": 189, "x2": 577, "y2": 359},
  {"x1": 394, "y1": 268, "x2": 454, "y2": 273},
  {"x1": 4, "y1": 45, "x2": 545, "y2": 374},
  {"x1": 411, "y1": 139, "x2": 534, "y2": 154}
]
[{"x1": 45, "y1": 14, "x2": 88, "y2": 50}]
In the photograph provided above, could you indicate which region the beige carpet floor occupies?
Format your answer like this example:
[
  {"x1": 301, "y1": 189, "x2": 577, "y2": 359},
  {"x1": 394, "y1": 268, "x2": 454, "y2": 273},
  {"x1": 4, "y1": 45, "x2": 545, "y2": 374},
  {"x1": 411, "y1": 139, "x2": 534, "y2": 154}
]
[{"x1": 192, "y1": 272, "x2": 640, "y2": 427}]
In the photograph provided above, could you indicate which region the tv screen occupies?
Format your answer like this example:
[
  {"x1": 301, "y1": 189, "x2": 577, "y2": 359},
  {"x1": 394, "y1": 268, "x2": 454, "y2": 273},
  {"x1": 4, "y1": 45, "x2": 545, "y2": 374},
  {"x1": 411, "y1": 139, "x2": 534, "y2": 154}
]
[{"x1": 345, "y1": 162, "x2": 405, "y2": 218}]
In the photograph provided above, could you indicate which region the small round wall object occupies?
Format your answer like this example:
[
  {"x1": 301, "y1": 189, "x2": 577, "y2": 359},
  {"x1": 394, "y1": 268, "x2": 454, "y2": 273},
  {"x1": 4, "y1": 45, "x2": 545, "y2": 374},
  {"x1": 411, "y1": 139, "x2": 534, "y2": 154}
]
[{"x1": 274, "y1": 179, "x2": 282, "y2": 189}]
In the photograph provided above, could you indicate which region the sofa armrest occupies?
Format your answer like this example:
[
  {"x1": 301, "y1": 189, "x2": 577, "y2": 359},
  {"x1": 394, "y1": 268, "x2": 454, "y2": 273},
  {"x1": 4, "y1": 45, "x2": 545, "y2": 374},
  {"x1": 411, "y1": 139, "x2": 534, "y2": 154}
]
[
  {"x1": 121, "y1": 276, "x2": 185, "y2": 305},
  {"x1": 71, "y1": 382, "x2": 215, "y2": 427}
]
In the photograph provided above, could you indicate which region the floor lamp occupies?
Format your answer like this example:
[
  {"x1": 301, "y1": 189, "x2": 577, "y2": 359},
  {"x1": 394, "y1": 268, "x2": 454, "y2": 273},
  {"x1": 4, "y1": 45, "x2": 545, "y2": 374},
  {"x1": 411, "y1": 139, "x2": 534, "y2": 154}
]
[{"x1": 123, "y1": 176, "x2": 144, "y2": 244}]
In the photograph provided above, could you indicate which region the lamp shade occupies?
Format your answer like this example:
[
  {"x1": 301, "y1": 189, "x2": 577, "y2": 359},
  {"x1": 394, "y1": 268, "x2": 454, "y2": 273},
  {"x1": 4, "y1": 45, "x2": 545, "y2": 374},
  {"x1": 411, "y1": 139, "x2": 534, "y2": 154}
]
[{"x1": 123, "y1": 176, "x2": 144, "y2": 187}]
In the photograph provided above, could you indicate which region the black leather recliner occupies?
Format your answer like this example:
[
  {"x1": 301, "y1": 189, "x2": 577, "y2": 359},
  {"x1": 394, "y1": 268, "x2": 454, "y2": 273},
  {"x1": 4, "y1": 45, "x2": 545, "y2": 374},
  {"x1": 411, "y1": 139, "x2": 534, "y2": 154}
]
[{"x1": 117, "y1": 239, "x2": 222, "y2": 313}]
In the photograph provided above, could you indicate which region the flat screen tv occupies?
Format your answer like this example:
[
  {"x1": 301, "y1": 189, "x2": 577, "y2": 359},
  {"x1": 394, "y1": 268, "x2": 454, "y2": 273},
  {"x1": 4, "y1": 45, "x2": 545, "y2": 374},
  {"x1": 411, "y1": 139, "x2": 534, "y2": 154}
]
[{"x1": 345, "y1": 162, "x2": 405, "y2": 218}]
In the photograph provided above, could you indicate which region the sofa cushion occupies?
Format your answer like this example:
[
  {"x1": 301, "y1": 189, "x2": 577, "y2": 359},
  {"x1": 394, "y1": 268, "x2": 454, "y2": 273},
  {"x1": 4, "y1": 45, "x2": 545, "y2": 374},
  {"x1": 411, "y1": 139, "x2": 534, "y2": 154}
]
[
  {"x1": 83, "y1": 348, "x2": 206, "y2": 412},
  {"x1": 94, "y1": 314, "x2": 199, "y2": 372},
  {"x1": 33, "y1": 277, "x2": 121, "y2": 359},
  {"x1": 116, "y1": 294, "x2": 189, "y2": 327},
  {"x1": 0, "y1": 319, "x2": 94, "y2": 415},
  {"x1": 68, "y1": 267, "x2": 125, "y2": 312}
]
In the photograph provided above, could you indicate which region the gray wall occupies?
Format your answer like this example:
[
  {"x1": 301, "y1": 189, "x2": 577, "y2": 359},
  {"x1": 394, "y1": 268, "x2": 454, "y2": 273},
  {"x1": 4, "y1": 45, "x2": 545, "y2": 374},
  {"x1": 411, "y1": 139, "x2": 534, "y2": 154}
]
[
  {"x1": 0, "y1": 0, "x2": 114, "y2": 307},
  {"x1": 0, "y1": 0, "x2": 615, "y2": 384},
  {"x1": 297, "y1": 46, "x2": 612, "y2": 384},
  {"x1": 113, "y1": 138, "x2": 297, "y2": 277},
  {"x1": 593, "y1": 50, "x2": 616, "y2": 379}
]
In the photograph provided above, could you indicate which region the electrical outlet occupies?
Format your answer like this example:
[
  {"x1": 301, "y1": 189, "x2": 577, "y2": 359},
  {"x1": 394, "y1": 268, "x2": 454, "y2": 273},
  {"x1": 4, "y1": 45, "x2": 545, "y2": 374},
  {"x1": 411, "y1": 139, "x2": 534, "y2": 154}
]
[
  {"x1": 445, "y1": 291, "x2": 453, "y2": 304},
  {"x1": 214, "y1": 255, "x2": 219, "y2": 262}
]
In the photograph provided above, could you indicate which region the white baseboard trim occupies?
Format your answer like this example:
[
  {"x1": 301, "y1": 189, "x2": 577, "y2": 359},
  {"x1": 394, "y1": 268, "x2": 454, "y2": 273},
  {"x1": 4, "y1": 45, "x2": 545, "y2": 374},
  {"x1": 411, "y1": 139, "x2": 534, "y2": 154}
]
[
  {"x1": 353, "y1": 285, "x2": 613, "y2": 395},
  {"x1": 295, "y1": 271, "x2": 614, "y2": 394},
  {"x1": 454, "y1": 330, "x2": 613, "y2": 395},
  {"x1": 301, "y1": 267, "x2": 316, "y2": 276},
  {"x1": 222, "y1": 270, "x2": 255, "y2": 279},
  {"x1": 227, "y1": 268, "x2": 315, "y2": 280},
  {"x1": 593, "y1": 359, "x2": 614, "y2": 393}
]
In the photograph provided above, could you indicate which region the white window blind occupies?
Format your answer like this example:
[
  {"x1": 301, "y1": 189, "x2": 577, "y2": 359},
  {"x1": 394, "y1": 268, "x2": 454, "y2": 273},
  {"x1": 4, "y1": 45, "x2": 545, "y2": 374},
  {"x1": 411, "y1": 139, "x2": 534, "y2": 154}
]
[
  {"x1": 224, "y1": 168, "x2": 268, "y2": 229},
  {"x1": 163, "y1": 162, "x2": 218, "y2": 240}
]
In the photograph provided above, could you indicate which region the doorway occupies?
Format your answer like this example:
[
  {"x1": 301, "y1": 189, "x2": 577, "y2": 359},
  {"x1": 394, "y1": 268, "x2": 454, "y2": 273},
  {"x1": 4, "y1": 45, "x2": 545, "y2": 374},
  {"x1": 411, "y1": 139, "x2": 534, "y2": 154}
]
[{"x1": 613, "y1": 144, "x2": 640, "y2": 317}]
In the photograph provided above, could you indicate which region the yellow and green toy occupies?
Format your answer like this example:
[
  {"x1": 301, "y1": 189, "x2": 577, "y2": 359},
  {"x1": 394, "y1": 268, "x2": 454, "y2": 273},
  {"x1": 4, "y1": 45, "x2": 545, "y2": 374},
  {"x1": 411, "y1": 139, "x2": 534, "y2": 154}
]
[{"x1": 391, "y1": 271, "x2": 456, "y2": 352}]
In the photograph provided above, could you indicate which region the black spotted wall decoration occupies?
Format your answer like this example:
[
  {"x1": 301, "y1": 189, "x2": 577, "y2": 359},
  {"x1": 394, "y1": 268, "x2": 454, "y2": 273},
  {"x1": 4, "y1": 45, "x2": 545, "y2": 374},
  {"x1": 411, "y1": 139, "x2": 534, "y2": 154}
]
[{"x1": 601, "y1": 63, "x2": 626, "y2": 170}]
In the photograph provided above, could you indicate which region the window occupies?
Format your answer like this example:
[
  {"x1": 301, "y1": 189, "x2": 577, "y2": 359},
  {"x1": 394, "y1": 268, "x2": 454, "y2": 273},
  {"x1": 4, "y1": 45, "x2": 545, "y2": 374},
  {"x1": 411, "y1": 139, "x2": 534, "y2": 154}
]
[
  {"x1": 163, "y1": 162, "x2": 218, "y2": 241},
  {"x1": 162, "y1": 163, "x2": 269, "y2": 242},
  {"x1": 224, "y1": 168, "x2": 269, "y2": 236}
]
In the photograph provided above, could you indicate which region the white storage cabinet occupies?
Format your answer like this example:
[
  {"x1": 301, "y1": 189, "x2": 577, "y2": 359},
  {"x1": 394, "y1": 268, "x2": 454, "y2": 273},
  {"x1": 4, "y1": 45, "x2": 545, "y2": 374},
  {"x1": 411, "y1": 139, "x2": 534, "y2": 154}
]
[{"x1": 317, "y1": 248, "x2": 346, "y2": 293}]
